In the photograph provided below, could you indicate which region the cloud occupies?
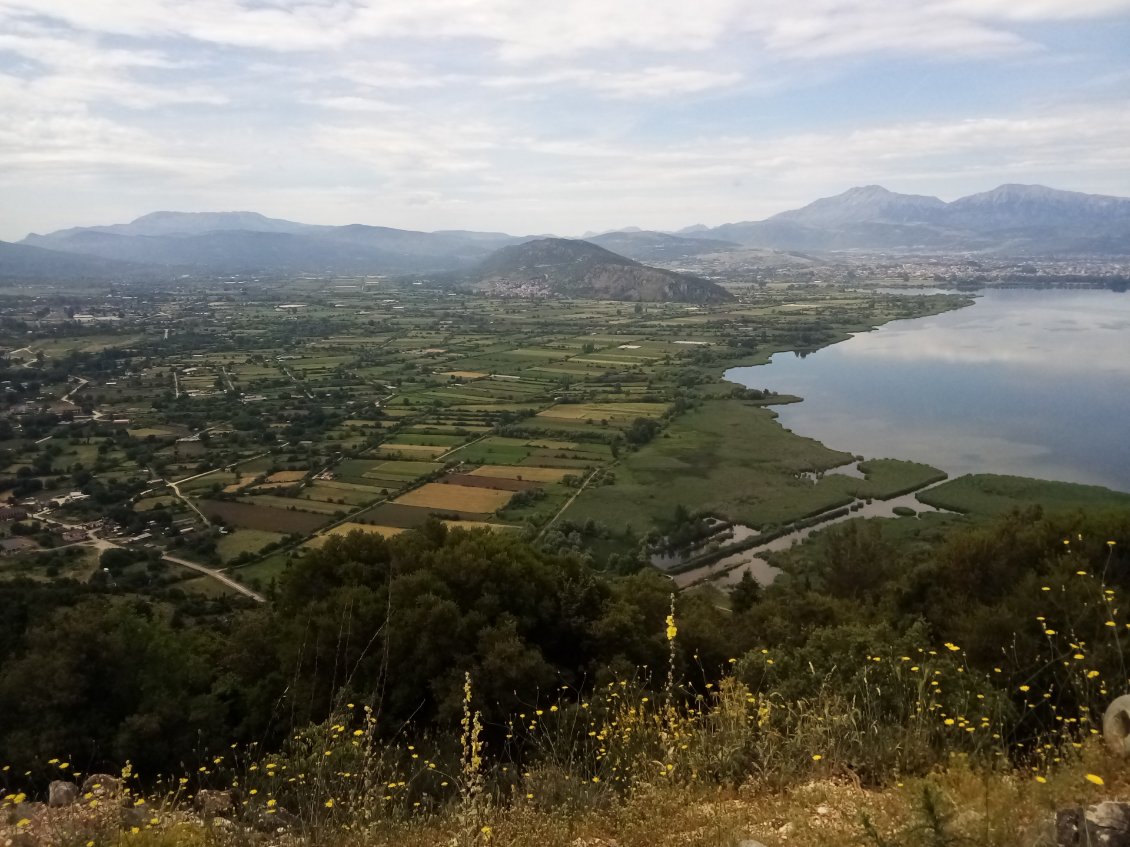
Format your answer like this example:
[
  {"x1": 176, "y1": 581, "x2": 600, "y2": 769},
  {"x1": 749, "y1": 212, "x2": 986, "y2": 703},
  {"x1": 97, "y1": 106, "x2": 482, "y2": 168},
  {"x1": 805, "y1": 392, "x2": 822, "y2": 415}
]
[
  {"x1": 482, "y1": 66, "x2": 743, "y2": 99},
  {"x1": 5, "y1": 0, "x2": 1129, "y2": 61},
  {"x1": 0, "y1": 0, "x2": 1128, "y2": 239}
]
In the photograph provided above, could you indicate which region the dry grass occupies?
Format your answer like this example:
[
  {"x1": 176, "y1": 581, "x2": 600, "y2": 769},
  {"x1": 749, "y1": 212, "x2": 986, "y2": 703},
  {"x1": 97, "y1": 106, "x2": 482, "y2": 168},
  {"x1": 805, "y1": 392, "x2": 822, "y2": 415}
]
[
  {"x1": 536, "y1": 402, "x2": 668, "y2": 421},
  {"x1": 468, "y1": 466, "x2": 573, "y2": 482},
  {"x1": 265, "y1": 470, "x2": 309, "y2": 483},
  {"x1": 395, "y1": 483, "x2": 514, "y2": 513}
]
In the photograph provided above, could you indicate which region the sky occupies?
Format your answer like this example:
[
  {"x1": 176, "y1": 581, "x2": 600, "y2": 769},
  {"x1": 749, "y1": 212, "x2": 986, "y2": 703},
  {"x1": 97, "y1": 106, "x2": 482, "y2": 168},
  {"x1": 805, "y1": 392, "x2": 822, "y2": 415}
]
[{"x1": 1, "y1": 0, "x2": 1129, "y2": 241}]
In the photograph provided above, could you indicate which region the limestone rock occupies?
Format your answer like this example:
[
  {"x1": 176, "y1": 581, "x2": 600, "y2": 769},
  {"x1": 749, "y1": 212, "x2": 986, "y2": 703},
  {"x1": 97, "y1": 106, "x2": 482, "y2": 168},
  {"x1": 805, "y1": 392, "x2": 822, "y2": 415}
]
[
  {"x1": 47, "y1": 781, "x2": 79, "y2": 808},
  {"x1": 1104, "y1": 695, "x2": 1130, "y2": 756},
  {"x1": 1056, "y1": 801, "x2": 1130, "y2": 846}
]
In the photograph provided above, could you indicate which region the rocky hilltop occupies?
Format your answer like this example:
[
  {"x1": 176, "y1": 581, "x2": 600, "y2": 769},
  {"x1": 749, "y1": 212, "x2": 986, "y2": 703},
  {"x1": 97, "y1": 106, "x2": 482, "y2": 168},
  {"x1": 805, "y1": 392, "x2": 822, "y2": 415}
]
[{"x1": 475, "y1": 237, "x2": 734, "y2": 303}]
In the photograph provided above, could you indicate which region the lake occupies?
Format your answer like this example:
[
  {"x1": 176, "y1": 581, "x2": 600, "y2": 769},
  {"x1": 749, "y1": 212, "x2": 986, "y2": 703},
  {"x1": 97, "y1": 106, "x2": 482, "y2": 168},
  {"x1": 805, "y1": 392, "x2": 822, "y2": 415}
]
[{"x1": 724, "y1": 288, "x2": 1130, "y2": 493}]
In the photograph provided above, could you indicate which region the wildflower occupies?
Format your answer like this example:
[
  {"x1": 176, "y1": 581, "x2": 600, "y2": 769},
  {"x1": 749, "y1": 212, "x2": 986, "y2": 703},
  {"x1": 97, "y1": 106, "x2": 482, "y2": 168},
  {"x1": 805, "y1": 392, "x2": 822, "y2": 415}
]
[
  {"x1": 16, "y1": 819, "x2": 30, "y2": 828},
  {"x1": 1086, "y1": 774, "x2": 1105, "y2": 786},
  {"x1": 1036, "y1": 776, "x2": 1047, "y2": 784},
  {"x1": 325, "y1": 799, "x2": 334, "y2": 808},
  {"x1": 666, "y1": 614, "x2": 677, "y2": 641},
  {"x1": 812, "y1": 754, "x2": 823, "y2": 761}
]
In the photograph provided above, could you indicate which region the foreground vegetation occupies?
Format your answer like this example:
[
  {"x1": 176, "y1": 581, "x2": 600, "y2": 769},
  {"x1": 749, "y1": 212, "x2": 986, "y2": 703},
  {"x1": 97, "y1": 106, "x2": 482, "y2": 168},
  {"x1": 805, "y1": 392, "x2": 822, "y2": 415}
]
[{"x1": 2, "y1": 506, "x2": 1129, "y2": 843}]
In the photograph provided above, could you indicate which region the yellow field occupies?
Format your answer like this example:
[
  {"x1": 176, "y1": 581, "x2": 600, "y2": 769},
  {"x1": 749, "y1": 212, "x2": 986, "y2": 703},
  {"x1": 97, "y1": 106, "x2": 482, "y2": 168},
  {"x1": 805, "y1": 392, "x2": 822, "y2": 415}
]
[
  {"x1": 265, "y1": 470, "x2": 308, "y2": 483},
  {"x1": 467, "y1": 465, "x2": 573, "y2": 482},
  {"x1": 394, "y1": 483, "x2": 513, "y2": 513},
  {"x1": 536, "y1": 402, "x2": 668, "y2": 421},
  {"x1": 442, "y1": 370, "x2": 489, "y2": 379},
  {"x1": 306, "y1": 523, "x2": 406, "y2": 547}
]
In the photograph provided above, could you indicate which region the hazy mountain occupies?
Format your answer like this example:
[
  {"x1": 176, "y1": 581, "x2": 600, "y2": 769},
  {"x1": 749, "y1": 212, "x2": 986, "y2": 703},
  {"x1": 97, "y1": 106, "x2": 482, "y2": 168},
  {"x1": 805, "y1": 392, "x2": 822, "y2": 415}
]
[
  {"x1": 587, "y1": 230, "x2": 740, "y2": 261},
  {"x1": 59, "y1": 210, "x2": 322, "y2": 238},
  {"x1": 944, "y1": 184, "x2": 1130, "y2": 231},
  {"x1": 0, "y1": 240, "x2": 148, "y2": 282},
  {"x1": 696, "y1": 184, "x2": 1130, "y2": 254},
  {"x1": 476, "y1": 238, "x2": 734, "y2": 303},
  {"x1": 22, "y1": 214, "x2": 529, "y2": 275},
  {"x1": 771, "y1": 185, "x2": 947, "y2": 228},
  {"x1": 14, "y1": 183, "x2": 1130, "y2": 283}
]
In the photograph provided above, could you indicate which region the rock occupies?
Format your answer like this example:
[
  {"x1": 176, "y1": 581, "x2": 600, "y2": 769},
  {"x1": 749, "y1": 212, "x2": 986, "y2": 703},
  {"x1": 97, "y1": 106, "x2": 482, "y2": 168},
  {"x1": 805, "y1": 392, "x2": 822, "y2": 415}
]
[
  {"x1": 81, "y1": 774, "x2": 122, "y2": 798},
  {"x1": 1093, "y1": 802, "x2": 1130, "y2": 832},
  {"x1": 1056, "y1": 802, "x2": 1130, "y2": 846},
  {"x1": 47, "y1": 781, "x2": 80, "y2": 808},
  {"x1": 195, "y1": 789, "x2": 234, "y2": 818},
  {"x1": 1056, "y1": 808, "x2": 1083, "y2": 846},
  {"x1": 1104, "y1": 695, "x2": 1130, "y2": 756},
  {"x1": 1086, "y1": 802, "x2": 1130, "y2": 846}
]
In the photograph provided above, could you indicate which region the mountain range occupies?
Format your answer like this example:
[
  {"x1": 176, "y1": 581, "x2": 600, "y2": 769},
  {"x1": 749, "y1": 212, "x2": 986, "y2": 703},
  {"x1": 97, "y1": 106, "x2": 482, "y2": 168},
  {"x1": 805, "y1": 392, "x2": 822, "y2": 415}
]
[
  {"x1": 3, "y1": 184, "x2": 1128, "y2": 285},
  {"x1": 686, "y1": 184, "x2": 1130, "y2": 254}
]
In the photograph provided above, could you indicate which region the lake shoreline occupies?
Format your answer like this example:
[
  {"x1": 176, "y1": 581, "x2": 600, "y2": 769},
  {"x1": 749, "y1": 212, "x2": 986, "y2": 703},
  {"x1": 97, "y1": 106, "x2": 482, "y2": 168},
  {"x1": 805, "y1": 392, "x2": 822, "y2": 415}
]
[{"x1": 722, "y1": 288, "x2": 1130, "y2": 494}]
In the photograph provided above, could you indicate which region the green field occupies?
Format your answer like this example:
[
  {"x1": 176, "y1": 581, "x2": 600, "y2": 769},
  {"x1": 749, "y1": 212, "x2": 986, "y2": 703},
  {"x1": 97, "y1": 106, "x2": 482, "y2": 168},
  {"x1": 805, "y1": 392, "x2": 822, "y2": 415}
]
[
  {"x1": 564, "y1": 399, "x2": 858, "y2": 531},
  {"x1": 917, "y1": 474, "x2": 1130, "y2": 517}
]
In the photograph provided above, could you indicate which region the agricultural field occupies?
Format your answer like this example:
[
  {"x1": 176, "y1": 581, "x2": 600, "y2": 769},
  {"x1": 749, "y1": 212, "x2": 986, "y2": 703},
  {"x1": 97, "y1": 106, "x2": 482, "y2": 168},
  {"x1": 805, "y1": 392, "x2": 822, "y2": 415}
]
[{"x1": 0, "y1": 277, "x2": 997, "y2": 591}]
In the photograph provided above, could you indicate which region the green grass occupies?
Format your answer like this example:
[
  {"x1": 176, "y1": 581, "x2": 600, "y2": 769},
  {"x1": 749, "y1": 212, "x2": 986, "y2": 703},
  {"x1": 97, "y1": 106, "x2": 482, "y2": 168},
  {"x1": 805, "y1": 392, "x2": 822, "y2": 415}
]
[
  {"x1": 216, "y1": 529, "x2": 286, "y2": 563},
  {"x1": 851, "y1": 459, "x2": 948, "y2": 500},
  {"x1": 563, "y1": 399, "x2": 858, "y2": 531},
  {"x1": 917, "y1": 473, "x2": 1130, "y2": 517}
]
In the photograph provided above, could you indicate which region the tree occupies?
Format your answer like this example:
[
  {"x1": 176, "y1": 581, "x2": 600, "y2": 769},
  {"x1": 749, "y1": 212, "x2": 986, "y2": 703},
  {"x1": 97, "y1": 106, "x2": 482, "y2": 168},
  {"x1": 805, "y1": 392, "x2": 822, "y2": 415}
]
[{"x1": 729, "y1": 571, "x2": 762, "y2": 614}]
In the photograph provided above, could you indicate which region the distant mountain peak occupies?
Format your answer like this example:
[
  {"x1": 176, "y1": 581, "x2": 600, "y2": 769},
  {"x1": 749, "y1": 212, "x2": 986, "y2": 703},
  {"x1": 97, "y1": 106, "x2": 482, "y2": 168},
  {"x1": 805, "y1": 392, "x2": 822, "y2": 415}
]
[{"x1": 770, "y1": 184, "x2": 946, "y2": 229}]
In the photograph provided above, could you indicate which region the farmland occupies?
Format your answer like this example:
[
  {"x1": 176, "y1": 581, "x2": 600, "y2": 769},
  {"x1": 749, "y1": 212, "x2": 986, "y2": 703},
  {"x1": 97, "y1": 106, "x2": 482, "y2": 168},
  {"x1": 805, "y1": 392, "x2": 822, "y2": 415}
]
[{"x1": 0, "y1": 274, "x2": 995, "y2": 595}]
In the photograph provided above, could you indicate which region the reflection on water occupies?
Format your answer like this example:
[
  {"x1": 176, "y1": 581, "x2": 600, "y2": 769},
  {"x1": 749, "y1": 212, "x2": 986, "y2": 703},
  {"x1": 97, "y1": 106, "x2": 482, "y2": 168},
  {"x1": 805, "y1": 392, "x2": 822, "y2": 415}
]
[{"x1": 725, "y1": 289, "x2": 1130, "y2": 493}]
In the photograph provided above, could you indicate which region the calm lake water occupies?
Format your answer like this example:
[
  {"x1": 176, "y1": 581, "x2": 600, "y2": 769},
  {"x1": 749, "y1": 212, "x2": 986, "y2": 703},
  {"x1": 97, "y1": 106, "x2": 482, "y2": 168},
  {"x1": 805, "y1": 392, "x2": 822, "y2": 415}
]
[{"x1": 724, "y1": 288, "x2": 1130, "y2": 493}]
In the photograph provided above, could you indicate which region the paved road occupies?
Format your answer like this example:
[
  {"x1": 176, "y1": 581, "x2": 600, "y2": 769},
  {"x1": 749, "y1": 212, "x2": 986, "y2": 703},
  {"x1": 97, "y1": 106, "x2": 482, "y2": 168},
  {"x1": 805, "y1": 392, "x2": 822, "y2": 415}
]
[{"x1": 33, "y1": 513, "x2": 266, "y2": 603}]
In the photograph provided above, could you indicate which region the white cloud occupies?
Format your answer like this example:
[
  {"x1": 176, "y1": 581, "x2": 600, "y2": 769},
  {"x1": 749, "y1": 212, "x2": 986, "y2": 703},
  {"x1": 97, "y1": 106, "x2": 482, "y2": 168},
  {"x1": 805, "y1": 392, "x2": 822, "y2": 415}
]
[
  {"x1": 483, "y1": 66, "x2": 743, "y2": 99},
  {"x1": 4, "y1": 0, "x2": 1129, "y2": 61},
  {"x1": 0, "y1": 0, "x2": 1128, "y2": 239}
]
